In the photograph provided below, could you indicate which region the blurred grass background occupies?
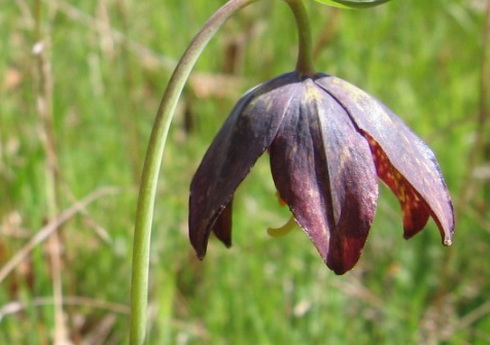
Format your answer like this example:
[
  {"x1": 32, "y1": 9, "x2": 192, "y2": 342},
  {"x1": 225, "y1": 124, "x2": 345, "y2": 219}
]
[{"x1": 0, "y1": 0, "x2": 489, "y2": 344}]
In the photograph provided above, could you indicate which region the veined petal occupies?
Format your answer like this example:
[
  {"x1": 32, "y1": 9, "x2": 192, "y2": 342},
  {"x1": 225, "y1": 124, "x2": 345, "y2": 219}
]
[
  {"x1": 316, "y1": 75, "x2": 454, "y2": 244},
  {"x1": 270, "y1": 79, "x2": 378, "y2": 274},
  {"x1": 189, "y1": 73, "x2": 299, "y2": 258}
]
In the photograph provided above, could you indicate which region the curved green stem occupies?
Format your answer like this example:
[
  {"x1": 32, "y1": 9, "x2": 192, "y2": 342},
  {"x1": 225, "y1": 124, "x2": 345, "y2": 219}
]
[
  {"x1": 129, "y1": 0, "x2": 260, "y2": 344},
  {"x1": 284, "y1": 0, "x2": 316, "y2": 76}
]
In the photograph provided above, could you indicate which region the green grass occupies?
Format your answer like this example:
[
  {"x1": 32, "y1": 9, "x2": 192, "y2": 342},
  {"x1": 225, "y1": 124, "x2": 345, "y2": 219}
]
[{"x1": 0, "y1": 0, "x2": 489, "y2": 344}]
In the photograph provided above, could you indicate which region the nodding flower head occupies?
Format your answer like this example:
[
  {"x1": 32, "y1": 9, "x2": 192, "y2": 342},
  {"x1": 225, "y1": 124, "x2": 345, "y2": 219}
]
[{"x1": 189, "y1": 72, "x2": 454, "y2": 274}]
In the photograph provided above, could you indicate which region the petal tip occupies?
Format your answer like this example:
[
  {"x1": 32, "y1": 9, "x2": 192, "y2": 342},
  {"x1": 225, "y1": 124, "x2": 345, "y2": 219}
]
[
  {"x1": 191, "y1": 239, "x2": 208, "y2": 260},
  {"x1": 326, "y1": 256, "x2": 357, "y2": 275},
  {"x1": 332, "y1": 266, "x2": 350, "y2": 275},
  {"x1": 196, "y1": 251, "x2": 206, "y2": 261},
  {"x1": 402, "y1": 231, "x2": 415, "y2": 240},
  {"x1": 443, "y1": 237, "x2": 452, "y2": 246}
]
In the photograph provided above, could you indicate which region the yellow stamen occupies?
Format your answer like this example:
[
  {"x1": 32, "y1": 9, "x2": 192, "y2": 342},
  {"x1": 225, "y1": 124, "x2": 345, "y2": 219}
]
[{"x1": 267, "y1": 216, "x2": 298, "y2": 238}]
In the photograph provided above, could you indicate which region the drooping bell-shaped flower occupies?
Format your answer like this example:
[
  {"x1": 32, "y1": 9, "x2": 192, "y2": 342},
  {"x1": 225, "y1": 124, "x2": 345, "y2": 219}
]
[{"x1": 189, "y1": 72, "x2": 454, "y2": 274}]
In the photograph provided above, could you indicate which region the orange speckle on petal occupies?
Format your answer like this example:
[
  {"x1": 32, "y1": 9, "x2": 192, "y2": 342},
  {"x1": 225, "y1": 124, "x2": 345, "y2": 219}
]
[{"x1": 364, "y1": 133, "x2": 431, "y2": 237}]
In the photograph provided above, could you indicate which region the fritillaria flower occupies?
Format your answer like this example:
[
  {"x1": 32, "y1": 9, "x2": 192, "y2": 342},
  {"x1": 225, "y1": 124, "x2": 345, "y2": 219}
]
[{"x1": 189, "y1": 72, "x2": 454, "y2": 274}]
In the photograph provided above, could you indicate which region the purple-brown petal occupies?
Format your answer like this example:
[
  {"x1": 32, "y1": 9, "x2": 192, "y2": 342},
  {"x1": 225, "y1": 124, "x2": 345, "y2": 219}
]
[
  {"x1": 269, "y1": 79, "x2": 378, "y2": 274},
  {"x1": 365, "y1": 133, "x2": 431, "y2": 237},
  {"x1": 189, "y1": 73, "x2": 299, "y2": 258},
  {"x1": 316, "y1": 75, "x2": 454, "y2": 245},
  {"x1": 212, "y1": 200, "x2": 233, "y2": 247}
]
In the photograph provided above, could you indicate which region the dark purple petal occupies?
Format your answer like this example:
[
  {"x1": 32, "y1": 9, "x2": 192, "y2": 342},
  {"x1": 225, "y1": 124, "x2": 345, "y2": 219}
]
[
  {"x1": 316, "y1": 75, "x2": 454, "y2": 245},
  {"x1": 270, "y1": 79, "x2": 378, "y2": 274},
  {"x1": 212, "y1": 200, "x2": 233, "y2": 247},
  {"x1": 189, "y1": 73, "x2": 299, "y2": 258}
]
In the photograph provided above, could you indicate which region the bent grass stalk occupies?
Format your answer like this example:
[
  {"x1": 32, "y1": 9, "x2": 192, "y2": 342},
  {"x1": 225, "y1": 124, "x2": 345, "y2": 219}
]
[{"x1": 129, "y1": 0, "x2": 261, "y2": 344}]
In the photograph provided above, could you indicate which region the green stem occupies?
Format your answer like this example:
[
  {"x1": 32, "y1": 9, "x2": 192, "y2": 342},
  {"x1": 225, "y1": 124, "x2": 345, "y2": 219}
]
[
  {"x1": 129, "y1": 0, "x2": 259, "y2": 344},
  {"x1": 284, "y1": 0, "x2": 315, "y2": 76}
]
